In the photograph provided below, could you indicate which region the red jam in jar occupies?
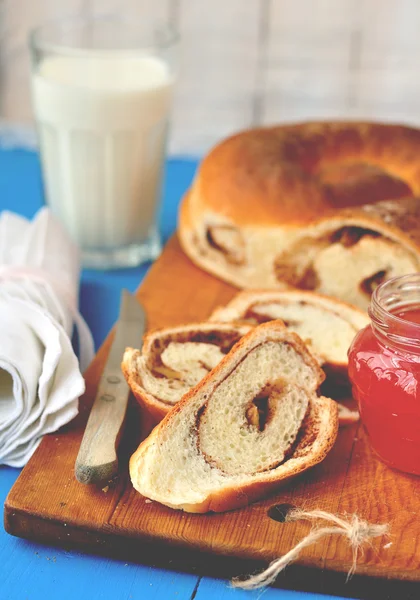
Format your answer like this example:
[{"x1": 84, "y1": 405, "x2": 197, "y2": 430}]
[{"x1": 348, "y1": 274, "x2": 420, "y2": 475}]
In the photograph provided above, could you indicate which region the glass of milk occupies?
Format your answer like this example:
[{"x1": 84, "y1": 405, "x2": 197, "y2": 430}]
[{"x1": 29, "y1": 16, "x2": 178, "y2": 269}]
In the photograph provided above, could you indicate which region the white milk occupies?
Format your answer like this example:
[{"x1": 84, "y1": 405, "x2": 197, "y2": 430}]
[{"x1": 32, "y1": 55, "x2": 174, "y2": 252}]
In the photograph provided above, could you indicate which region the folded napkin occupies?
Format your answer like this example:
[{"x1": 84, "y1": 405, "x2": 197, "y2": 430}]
[{"x1": 0, "y1": 208, "x2": 94, "y2": 467}]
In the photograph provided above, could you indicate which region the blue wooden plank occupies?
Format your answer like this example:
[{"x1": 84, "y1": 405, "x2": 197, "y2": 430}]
[
  {"x1": 194, "y1": 577, "x2": 347, "y2": 600},
  {"x1": 1, "y1": 467, "x2": 198, "y2": 600},
  {"x1": 0, "y1": 148, "x2": 44, "y2": 217}
]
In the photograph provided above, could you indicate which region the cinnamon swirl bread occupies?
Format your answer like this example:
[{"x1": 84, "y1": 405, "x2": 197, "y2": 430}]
[
  {"x1": 210, "y1": 289, "x2": 369, "y2": 382},
  {"x1": 129, "y1": 321, "x2": 338, "y2": 513},
  {"x1": 122, "y1": 322, "x2": 251, "y2": 423},
  {"x1": 178, "y1": 122, "x2": 420, "y2": 310}
]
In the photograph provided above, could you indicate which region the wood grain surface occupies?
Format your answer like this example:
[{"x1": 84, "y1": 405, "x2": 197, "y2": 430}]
[{"x1": 4, "y1": 235, "x2": 420, "y2": 598}]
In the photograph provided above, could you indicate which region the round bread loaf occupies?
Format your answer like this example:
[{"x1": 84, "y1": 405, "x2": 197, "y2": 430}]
[{"x1": 179, "y1": 122, "x2": 420, "y2": 309}]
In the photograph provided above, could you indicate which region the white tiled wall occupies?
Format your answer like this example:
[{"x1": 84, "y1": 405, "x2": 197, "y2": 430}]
[{"x1": 1, "y1": 0, "x2": 420, "y2": 155}]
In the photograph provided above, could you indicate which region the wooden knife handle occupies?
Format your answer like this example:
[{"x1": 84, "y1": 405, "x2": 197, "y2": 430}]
[{"x1": 75, "y1": 370, "x2": 130, "y2": 485}]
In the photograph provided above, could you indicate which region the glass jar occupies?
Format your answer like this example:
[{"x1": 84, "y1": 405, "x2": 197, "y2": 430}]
[{"x1": 348, "y1": 273, "x2": 420, "y2": 475}]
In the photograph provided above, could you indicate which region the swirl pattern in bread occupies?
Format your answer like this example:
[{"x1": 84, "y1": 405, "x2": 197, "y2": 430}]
[
  {"x1": 129, "y1": 321, "x2": 338, "y2": 513},
  {"x1": 210, "y1": 289, "x2": 369, "y2": 384},
  {"x1": 122, "y1": 322, "x2": 251, "y2": 423}
]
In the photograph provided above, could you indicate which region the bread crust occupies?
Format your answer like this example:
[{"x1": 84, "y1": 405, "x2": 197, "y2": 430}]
[
  {"x1": 129, "y1": 321, "x2": 338, "y2": 513},
  {"x1": 189, "y1": 121, "x2": 420, "y2": 227},
  {"x1": 122, "y1": 349, "x2": 170, "y2": 423},
  {"x1": 178, "y1": 122, "x2": 420, "y2": 295}
]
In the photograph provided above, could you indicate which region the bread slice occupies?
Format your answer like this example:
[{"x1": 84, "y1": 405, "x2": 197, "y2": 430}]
[
  {"x1": 210, "y1": 289, "x2": 369, "y2": 379},
  {"x1": 129, "y1": 321, "x2": 339, "y2": 513},
  {"x1": 122, "y1": 322, "x2": 252, "y2": 423}
]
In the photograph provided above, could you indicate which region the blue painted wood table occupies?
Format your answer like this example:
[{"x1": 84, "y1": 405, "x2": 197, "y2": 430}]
[{"x1": 0, "y1": 149, "x2": 348, "y2": 600}]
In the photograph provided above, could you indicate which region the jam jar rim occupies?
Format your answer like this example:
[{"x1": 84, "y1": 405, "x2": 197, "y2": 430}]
[{"x1": 369, "y1": 273, "x2": 420, "y2": 351}]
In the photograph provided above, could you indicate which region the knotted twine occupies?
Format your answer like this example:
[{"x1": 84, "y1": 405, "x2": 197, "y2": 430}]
[{"x1": 232, "y1": 509, "x2": 389, "y2": 591}]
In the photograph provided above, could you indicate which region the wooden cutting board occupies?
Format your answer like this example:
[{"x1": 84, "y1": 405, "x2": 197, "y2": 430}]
[{"x1": 4, "y1": 236, "x2": 420, "y2": 599}]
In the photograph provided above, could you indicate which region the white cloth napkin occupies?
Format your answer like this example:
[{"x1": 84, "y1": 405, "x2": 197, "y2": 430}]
[{"x1": 0, "y1": 208, "x2": 94, "y2": 467}]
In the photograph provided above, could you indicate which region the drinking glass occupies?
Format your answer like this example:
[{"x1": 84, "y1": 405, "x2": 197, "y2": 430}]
[{"x1": 29, "y1": 16, "x2": 178, "y2": 269}]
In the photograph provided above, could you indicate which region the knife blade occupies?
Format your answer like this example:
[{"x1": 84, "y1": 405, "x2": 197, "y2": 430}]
[{"x1": 75, "y1": 289, "x2": 146, "y2": 485}]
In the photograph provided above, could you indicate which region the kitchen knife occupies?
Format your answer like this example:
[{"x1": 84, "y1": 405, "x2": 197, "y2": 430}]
[{"x1": 75, "y1": 289, "x2": 146, "y2": 485}]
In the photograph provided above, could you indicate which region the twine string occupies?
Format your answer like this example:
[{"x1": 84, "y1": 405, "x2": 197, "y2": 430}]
[{"x1": 232, "y1": 508, "x2": 389, "y2": 591}]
